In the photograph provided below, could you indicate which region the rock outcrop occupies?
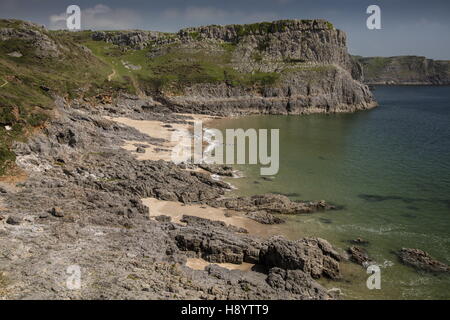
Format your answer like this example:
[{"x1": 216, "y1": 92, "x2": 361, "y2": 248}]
[
  {"x1": 92, "y1": 30, "x2": 165, "y2": 49},
  {"x1": 266, "y1": 267, "x2": 334, "y2": 299},
  {"x1": 170, "y1": 217, "x2": 342, "y2": 297},
  {"x1": 213, "y1": 193, "x2": 335, "y2": 214},
  {"x1": 355, "y1": 55, "x2": 450, "y2": 85},
  {"x1": 0, "y1": 20, "x2": 61, "y2": 58},
  {"x1": 259, "y1": 236, "x2": 342, "y2": 280}
]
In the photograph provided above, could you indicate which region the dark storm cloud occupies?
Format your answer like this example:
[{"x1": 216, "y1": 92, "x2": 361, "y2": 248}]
[{"x1": 1, "y1": 0, "x2": 449, "y2": 59}]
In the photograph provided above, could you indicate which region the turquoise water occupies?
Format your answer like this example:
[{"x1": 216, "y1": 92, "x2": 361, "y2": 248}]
[{"x1": 210, "y1": 86, "x2": 450, "y2": 299}]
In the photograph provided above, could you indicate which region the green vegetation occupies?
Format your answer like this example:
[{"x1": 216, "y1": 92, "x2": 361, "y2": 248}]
[
  {"x1": 0, "y1": 21, "x2": 111, "y2": 175},
  {"x1": 284, "y1": 64, "x2": 335, "y2": 73},
  {"x1": 79, "y1": 38, "x2": 279, "y2": 92},
  {"x1": 325, "y1": 21, "x2": 334, "y2": 30},
  {"x1": 284, "y1": 57, "x2": 307, "y2": 64},
  {"x1": 233, "y1": 21, "x2": 290, "y2": 38},
  {"x1": 188, "y1": 31, "x2": 201, "y2": 41},
  {"x1": 357, "y1": 56, "x2": 390, "y2": 78},
  {"x1": 252, "y1": 52, "x2": 263, "y2": 62}
]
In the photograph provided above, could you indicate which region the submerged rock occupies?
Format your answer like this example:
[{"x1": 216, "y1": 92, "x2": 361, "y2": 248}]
[
  {"x1": 347, "y1": 246, "x2": 375, "y2": 267},
  {"x1": 245, "y1": 210, "x2": 285, "y2": 225},
  {"x1": 348, "y1": 237, "x2": 369, "y2": 245},
  {"x1": 397, "y1": 248, "x2": 450, "y2": 273},
  {"x1": 213, "y1": 193, "x2": 336, "y2": 215},
  {"x1": 198, "y1": 164, "x2": 234, "y2": 177}
]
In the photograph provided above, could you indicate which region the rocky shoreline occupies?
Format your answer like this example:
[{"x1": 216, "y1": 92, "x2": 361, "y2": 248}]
[
  {"x1": 1, "y1": 93, "x2": 449, "y2": 299},
  {"x1": 0, "y1": 94, "x2": 346, "y2": 299}
]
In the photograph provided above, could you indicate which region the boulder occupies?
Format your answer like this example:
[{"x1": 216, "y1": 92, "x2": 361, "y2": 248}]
[
  {"x1": 259, "y1": 236, "x2": 341, "y2": 279},
  {"x1": 7, "y1": 51, "x2": 22, "y2": 57},
  {"x1": 349, "y1": 237, "x2": 369, "y2": 245},
  {"x1": 172, "y1": 218, "x2": 260, "y2": 264},
  {"x1": 266, "y1": 267, "x2": 336, "y2": 299},
  {"x1": 6, "y1": 216, "x2": 21, "y2": 225},
  {"x1": 136, "y1": 146, "x2": 146, "y2": 153},
  {"x1": 49, "y1": 207, "x2": 64, "y2": 218}
]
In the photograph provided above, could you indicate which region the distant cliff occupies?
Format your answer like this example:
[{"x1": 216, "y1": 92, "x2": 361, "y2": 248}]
[{"x1": 355, "y1": 56, "x2": 450, "y2": 85}]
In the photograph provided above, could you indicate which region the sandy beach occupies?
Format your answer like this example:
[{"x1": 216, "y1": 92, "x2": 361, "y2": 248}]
[
  {"x1": 142, "y1": 197, "x2": 283, "y2": 237},
  {"x1": 186, "y1": 258, "x2": 255, "y2": 271},
  {"x1": 109, "y1": 114, "x2": 218, "y2": 162}
]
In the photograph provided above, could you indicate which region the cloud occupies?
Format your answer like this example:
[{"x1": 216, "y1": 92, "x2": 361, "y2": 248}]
[
  {"x1": 49, "y1": 4, "x2": 142, "y2": 30},
  {"x1": 161, "y1": 6, "x2": 280, "y2": 28}
]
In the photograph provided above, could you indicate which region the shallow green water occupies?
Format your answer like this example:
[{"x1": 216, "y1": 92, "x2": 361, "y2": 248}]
[{"x1": 210, "y1": 86, "x2": 450, "y2": 300}]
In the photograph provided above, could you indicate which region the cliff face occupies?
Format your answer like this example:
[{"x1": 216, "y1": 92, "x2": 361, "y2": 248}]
[
  {"x1": 169, "y1": 65, "x2": 374, "y2": 115},
  {"x1": 91, "y1": 20, "x2": 376, "y2": 114},
  {"x1": 356, "y1": 56, "x2": 450, "y2": 85},
  {"x1": 178, "y1": 20, "x2": 359, "y2": 75}
]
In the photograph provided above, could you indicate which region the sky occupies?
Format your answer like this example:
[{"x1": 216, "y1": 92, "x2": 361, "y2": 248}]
[{"x1": 1, "y1": 0, "x2": 450, "y2": 60}]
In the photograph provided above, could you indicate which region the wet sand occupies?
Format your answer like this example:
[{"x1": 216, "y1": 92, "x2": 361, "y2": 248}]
[
  {"x1": 186, "y1": 258, "x2": 255, "y2": 271},
  {"x1": 142, "y1": 197, "x2": 283, "y2": 237}
]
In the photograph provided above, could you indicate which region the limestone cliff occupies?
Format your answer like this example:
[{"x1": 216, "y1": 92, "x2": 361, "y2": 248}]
[
  {"x1": 91, "y1": 20, "x2": 376, "y2": 114},
  {"x1": 355, "y1": 55, "x2": 450, "y2": 85}
]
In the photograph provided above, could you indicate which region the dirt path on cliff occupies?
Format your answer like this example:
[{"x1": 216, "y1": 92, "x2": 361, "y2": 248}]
[
  {"x1": 0, "y1": 78, "x2": 8, "y2": 88},
  {"x1": 107, "y1": 69, "x2": 116, "y2": 82}
]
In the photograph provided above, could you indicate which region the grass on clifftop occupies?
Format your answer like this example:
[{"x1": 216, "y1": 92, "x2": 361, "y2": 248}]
[
  {"x1": 356, "y1": 57, "x2": 390, "y2": 79},
  {"x1": 76, "y1": 37, "x2": 280, "y2": 94}
]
